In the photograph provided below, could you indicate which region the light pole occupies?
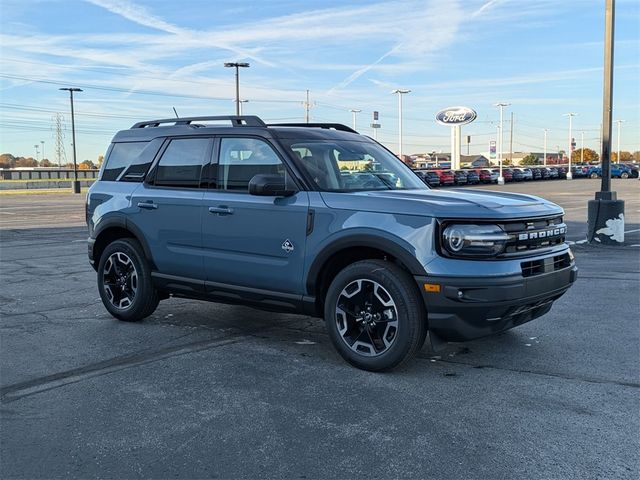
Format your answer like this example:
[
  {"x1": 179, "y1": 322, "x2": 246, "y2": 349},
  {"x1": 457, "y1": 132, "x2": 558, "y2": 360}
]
[
  {"x1": 224, "y1": 62, "x2": 250, "y2": 116},
  {"x1": 239, "y1": 99, "x2": 249, "y2": 115},
  {"x1": 494, "y1": 102, "x2": 510, "y2": 185},
  {"x1": 543, "y1": 128, "x2": 549, "y2": 167},
  {"x1": 59, "y1": 87, "x2": 83, "y2": 194},
  {"x1": 580, "y1": 131, "x2": 585, "y2": 163},
  {"x1": 563, "y1": 113, "x2": 577, "y2": 179},
  {"x1": 391, "y1": 89, "x2": 411, "y2": 158},
  {"x1": 34, "y1": 144, "x2": 39, "y2": 162},
  {"x1": 615, "y1": 119, "x2": 624, "y2": 162},
  {"x1": 40, "y1": 141, "x2": 45, "y2": 163},
  {"x1": 350, "y1": 109, "x2": 361, "y2": 131}
]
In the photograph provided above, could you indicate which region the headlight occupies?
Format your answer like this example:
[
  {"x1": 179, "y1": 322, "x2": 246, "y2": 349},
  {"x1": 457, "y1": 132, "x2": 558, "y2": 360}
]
[{"x1": 442, "y1": 224, "x2": 512, "y2": 257}]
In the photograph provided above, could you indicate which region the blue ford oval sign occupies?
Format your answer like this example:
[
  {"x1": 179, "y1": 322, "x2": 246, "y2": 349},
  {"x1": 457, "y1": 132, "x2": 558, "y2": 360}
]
[{"x1": 435, "y1": 106, "x2": 477, "y2": 126}]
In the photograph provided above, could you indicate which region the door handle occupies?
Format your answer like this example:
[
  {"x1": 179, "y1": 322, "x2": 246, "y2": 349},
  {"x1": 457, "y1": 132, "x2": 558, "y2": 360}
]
[
  {"x1": 208, "y1": 206, "x2": 234, "y2": 216},
  {"x1": 137, "y1": 201, "x2": 158, "y2": 210}
]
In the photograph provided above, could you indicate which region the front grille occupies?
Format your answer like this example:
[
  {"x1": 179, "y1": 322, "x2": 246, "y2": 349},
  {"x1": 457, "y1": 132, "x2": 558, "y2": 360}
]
[
  {"x1": 501, "y1": 215, "x2": 566, "y2": 255},
  {"x1": 521, "y1": 252, "x2": 571, "y2": 278}
]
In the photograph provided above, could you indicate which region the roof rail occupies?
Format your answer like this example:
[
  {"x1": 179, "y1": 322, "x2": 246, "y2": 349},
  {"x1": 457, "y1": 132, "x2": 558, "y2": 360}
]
[
  {"x1": 267, "y1": 123, "x2": 358, "y2": 134},
  {"x1": 131, "y1": 115, "x2": 266, "y2": 129}
]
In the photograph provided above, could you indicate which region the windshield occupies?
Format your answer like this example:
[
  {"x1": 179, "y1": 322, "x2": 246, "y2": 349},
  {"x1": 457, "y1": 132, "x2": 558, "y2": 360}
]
[{"x1": 282, "y1": 139, "x2": 427, "y2": 192}]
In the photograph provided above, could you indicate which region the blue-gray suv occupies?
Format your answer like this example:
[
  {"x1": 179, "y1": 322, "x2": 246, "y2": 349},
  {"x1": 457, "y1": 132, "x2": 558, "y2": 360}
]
[{"x1": 87, "y1": 116, "x2": 577, "y2": 371}]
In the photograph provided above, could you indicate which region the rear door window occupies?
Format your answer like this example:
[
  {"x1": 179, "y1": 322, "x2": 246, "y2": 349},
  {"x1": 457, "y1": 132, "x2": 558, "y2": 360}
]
[{"x1": 153, "y1": 138, "x2": 211, "y2": 188}]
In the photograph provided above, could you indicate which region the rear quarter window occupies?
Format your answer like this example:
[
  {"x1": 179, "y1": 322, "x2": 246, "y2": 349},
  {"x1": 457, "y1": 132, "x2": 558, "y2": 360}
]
[{"x1": 101, "y1": 139, "x2": 162, "y2": 181}]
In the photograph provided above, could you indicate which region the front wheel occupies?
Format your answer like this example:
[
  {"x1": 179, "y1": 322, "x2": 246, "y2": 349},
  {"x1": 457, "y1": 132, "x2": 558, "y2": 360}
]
[
  {"x1": 97, "y1": 238, "x2": 159, "y2": 322},
  {"x1": 621, "y1": 172, "x2": 629, "y2": 179},
  {"x1": 590, "y1": 172, "x2": 599, "y2": 179},
  {"x1": 324, "y1": 260, "x2": 427, "y2": 371}
]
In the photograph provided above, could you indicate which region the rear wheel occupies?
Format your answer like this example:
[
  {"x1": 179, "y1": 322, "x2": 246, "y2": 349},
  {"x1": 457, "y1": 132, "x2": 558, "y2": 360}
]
[
  {"x1": 590, "y1": 172, "x2": 599, "y2": 179},
  {"x1": 324, "y1": 260, "x2": 427, "y2": 371},
  {"x1": 97, "y1": 238, "x2": 159, "y2": 322},
  {"x1": 621, "y1": 172, "x2": 629, "y2": 179}
]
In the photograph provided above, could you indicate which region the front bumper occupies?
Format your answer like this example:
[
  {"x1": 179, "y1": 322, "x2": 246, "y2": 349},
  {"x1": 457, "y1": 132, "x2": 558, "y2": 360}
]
[{"x1": 415, "y1": 262, "x2": 578, "y2": 342}]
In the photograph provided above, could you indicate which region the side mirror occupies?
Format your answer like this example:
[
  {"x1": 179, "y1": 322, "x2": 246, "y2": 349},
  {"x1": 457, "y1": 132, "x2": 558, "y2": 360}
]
[{"x1": 248, "y1": 174, "x2": 296, "y2": 197}]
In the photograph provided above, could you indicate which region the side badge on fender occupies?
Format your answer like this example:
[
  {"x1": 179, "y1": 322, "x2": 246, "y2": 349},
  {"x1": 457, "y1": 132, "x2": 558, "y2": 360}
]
[{"x1": 282, "y1": 239, "x2": 294, "y2": 253}]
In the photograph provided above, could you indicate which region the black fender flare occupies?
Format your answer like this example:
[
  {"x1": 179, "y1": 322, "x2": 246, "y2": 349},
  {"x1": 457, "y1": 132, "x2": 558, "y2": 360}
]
[
  {"x1": 92, "y1": 214, "x2": 155, "y2": 267},
  {"x1": 305, "y1": 231, "x2": 427, "y2": 295}
]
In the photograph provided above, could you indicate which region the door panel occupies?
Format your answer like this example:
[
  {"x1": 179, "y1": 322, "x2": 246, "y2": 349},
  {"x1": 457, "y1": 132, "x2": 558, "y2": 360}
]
[{"x1": 202, "y1": 137, "x2": 309, "y2": 295}]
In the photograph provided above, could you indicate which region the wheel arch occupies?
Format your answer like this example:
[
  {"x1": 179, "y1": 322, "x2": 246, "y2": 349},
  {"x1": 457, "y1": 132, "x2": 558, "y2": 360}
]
[
  {"x1": 93, "y1": 218, "x2": 155, "y2": 270},
  {"x1": 306, "y1": 233, "x2": 427, "y2": 314}
]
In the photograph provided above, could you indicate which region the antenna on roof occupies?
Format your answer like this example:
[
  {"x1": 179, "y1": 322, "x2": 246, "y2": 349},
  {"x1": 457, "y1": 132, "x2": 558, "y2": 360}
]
[{"x1": 172, "y1": 107, "x2": 179, "y2": 118}]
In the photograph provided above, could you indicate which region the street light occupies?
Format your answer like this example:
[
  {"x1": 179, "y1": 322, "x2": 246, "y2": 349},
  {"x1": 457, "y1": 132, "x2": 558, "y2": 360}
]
[
  {"x1": 33, "y1": 144, "x2": 39, "y2": 162},
  {"x1": 615, "y1": 119, "x2": 625, "y2": 162},
  {"x1": 391, "y1": 89, "x2": 411, "y2": 158},
  {"x1": 59, "y1": 87, "x2": 83, "y2": 194},
  {"x1": 580, "y1": 131, "x2": 585, "y2": 163},
  {"x1": 350, "y1": 109, "x2": 361, "y2": 131},
  {"x1": 239, "y1": 99, "x2": 249, "y2": 115},
  {"x1": 563, "y1": 112, "x2": 577, "y2": 179},
  {"x1": 41, "y1": 141, "x2": 45, "y2": 163},
  {"x1": 494, "y1": 102, "x2": 510, "y2": 185},
  {"x1": 543, "y1": 128, "x2": 549, "y2": 167},
  {"x1": 224, "y1": 62, "x2": 250, "y2": 116}
]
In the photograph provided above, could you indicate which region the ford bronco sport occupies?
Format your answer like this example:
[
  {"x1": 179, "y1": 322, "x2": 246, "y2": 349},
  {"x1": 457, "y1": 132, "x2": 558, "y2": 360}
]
[{"x1": 87, "y1": 116, "x2": 577, "y2": 371}]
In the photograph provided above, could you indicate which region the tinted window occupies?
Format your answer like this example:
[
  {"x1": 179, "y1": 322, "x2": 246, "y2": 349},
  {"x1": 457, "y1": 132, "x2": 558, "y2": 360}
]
[
  {"x1": 218, "y1": 138, "x2": 285, "y2": 191},
  {"x1": 102, "y1": 142, "x2": 148, "y2": 181},
  {"x1": 154, "y1": 138, "x2": 210, "y2": 188},
  {"x1": 119, "y1": 138, "x2": 163, "y2": 181}
]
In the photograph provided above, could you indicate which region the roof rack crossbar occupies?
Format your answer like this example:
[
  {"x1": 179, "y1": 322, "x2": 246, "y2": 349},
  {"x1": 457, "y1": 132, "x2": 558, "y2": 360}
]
[
  {"x1": 131, "y1": 115, "x2": 266, "y2": 129},
  {"x1": 267, "y1": 123, "x2": 358, "y2": 134}
]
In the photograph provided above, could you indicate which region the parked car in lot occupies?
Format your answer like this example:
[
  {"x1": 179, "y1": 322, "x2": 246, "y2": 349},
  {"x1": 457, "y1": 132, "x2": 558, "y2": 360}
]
[
  {"x1": 511, "y1": 168, "x2": 524, "y2": 181},
  {"x1": 531, "y1": 168, "x2": 542, "y2": 180},
  {"x1": 479, "y1": 169, "x2": 494, "y2": 183},
  {"x1": 465, "y1": 170, "x2": 480, "y2": 185},
  {"x1": 414, "y1": 170, "x2": 440, "y2": 187},
  {"x1": 519, "y1": 168, "x2": 533, "y2": 181},
  {"x1": 548, "y1": 168, "x2": 559, "y2": 179},
  {"x1": 454, "y1": 170, "x2": 468, "y2": 185},
  {"x1": 620, "y1": 163, "x2": 639, "y2": 178},
  {"x1": 570, "y1": 166, "x2": 585, "y2": 178},
  {"x1": 86, "y1": 115, "x2": 577, "y2": 371},
  {"x1": 494, "y1": 168, "x2": 513, "y2": 182},
  {"x1": 557, "y1": 167, "x2": 567, "y2": 179},
  {"x1": 435, "y1": 169, "x2": 455, "y2": 186},
  {"x1": 588, "y1": 164, "x2": 632, "y2": 179}
]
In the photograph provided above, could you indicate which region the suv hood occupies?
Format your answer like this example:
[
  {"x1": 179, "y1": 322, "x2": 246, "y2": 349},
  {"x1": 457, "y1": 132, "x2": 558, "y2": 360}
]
[{"x1": 320, "y1": 188, "x2": 563, "y2": 219}]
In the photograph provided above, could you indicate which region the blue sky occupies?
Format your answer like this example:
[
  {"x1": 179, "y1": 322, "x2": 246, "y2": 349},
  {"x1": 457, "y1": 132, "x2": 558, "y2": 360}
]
[{"x1": 1, "y1": 0, "x2": 638, "y2": 162}]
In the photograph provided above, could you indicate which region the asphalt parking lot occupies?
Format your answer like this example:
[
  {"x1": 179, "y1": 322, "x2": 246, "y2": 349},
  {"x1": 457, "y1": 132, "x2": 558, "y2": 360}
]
[{"x1": 1, "y1": 179, "x2": 638, "y2": 479}]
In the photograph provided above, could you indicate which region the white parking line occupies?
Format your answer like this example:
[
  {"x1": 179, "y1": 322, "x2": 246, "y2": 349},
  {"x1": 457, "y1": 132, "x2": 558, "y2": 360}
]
[
  {"x1": 0, "y1": 211, "x2": 16, "y2": 215},
  {"x1": 625, "y1": 229, "x2": 640, "y2": 234}
]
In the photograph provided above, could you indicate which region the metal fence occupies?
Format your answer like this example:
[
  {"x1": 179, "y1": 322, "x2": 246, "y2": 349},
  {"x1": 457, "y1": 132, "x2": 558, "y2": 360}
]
[{"x1": 0, "y1": 169, "x2": 100, "y2": 181}]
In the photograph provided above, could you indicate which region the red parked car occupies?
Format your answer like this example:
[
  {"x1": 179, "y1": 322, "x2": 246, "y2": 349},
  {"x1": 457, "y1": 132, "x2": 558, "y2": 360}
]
[
  {"x1": 434, "y1": 169, "x2": 455, "y2": 186},
  {"x1": 479, "y1": 169, "x2": 493, "y2": 183}
]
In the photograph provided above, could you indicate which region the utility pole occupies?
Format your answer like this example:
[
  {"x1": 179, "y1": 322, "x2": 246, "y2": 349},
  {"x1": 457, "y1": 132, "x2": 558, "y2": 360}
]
[
  {"x1": 494, "y1": 102, "x2": 510, "y2": 185},
  {"x1": 224, "y1": 62, "x2": 250, "y2": 116},
  {"x1": 543, "y1": 129, "x2": 549, "y2": 167},
  {"x1": 588, "y1": 0, "x2": 624, "y2": 244},
  {"x1": 392, "y1": 89, "x2": 411, "y2": 159},
  {"x1": 59, "y1": 87, "x2": 82, "y2": 194},
  {"x1": 581, "y1": 131, "x2": 584, "y2": 163},
  {"x1": 615, "y1": 119, "x2": 625, "y2": 162},
  {"x1": 350, "y1": 109, "x2": 361, "y2": 131},
  {"x1": 509, "y1": 112, "x2": 514, "y2": 165},
  {"x1": 563, "y1": 112, "x2": 577, "y2": 179},
  {"x1": 304, "y1": 90, "x2": 311, "y2": 123}
]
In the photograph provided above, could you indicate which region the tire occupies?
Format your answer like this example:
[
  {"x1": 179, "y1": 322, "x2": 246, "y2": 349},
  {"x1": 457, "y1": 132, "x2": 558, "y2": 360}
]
[
  {"x1": 324, "y1": 259, "x2": 427, "y2": 371},
  {"x1": 97, "y1": 238, "x2": 159, "y2": 322},
  {"x1": 590, "y1": 172, "x2": 599, "y2": 179},
  {"x1": 621, "y1": 172, "x2": 629, "y2": 179}
]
